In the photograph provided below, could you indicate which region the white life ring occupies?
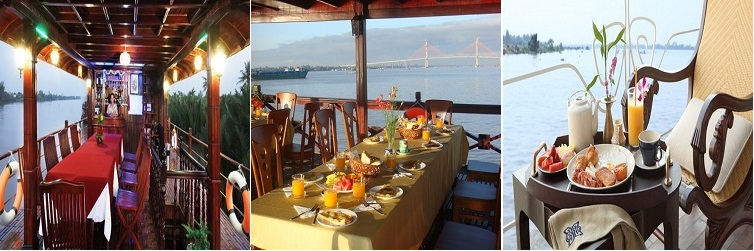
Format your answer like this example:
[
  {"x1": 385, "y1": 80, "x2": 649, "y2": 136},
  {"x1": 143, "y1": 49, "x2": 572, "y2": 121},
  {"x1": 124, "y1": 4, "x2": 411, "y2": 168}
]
[
  {"x1": 0, "y1": 161, "x2": 23, "y2": 226},
  {"x1": 226, "y1": 170, "x2": 250, "y2": 234}
]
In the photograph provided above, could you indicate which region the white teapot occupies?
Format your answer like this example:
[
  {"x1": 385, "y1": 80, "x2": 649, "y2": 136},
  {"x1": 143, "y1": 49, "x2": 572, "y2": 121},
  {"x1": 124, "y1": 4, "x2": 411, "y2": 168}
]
[{"x1": 567, "y1": 91, "x2": 599, "y2": 152}]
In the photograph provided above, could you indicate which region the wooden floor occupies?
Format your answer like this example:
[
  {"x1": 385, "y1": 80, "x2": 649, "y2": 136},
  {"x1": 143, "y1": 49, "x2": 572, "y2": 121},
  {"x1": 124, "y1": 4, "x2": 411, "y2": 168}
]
[{"x1": 503, "y1": 205, "x2": 753, "y2": 250}]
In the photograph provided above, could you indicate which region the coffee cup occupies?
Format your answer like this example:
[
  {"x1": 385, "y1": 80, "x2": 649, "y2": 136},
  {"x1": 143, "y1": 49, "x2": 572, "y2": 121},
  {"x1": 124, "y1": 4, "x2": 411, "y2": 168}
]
[{"x1": 639, "y1": 130, "x2": 663, "y2": 166}]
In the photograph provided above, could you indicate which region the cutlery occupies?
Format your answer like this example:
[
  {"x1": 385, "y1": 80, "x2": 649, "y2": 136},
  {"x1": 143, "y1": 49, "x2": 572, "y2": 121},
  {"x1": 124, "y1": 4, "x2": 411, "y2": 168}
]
[
  {"x1": 312, "y1": 208, "x2": 321, "y2": 225},
  {"x1": 290, "y1": 203, "x2": 319, "y2": 220},
  {"x1": 363, "y1": 200, "x2": 385, "y2": 215}
]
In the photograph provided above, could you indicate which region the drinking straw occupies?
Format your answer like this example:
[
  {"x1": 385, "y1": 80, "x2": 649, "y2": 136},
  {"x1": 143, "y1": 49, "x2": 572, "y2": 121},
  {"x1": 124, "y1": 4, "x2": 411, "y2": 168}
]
[{"x1": 633, "y1": 67, "x2": 637, "y2": 106}]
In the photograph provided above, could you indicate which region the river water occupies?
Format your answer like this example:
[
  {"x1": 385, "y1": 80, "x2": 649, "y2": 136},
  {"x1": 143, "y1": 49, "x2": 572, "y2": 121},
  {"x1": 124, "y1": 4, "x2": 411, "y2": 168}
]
[
  {"x1": 503, "y1": 49, "x2": 694, "y2": 224},
  {"x1": 0, "y1": 98, "x2": 84, "y2": 228},
  {"x1": 257, "y1": 66, "x2": 502, "y2": 181}
]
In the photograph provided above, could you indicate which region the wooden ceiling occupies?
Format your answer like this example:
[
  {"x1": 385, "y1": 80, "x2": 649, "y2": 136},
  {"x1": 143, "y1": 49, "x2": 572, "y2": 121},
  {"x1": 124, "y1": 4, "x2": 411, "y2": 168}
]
[
  {"x1": 0, "y1": 0, "x2": 250, "y2": 82},
  {"x1": 251, "y1": 0, "x2": 500, "y2": 23}
]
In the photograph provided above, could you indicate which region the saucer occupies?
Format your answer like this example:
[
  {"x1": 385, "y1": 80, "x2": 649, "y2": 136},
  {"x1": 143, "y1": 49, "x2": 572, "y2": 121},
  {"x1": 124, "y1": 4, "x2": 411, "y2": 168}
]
[{"x1": 633, "y1": 149, "x2": 666, "y2": 171}]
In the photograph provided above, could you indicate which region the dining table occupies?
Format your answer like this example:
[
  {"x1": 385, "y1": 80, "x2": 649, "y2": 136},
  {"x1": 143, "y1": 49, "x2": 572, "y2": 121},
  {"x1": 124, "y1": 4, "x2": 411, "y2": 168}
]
[
  {"x1": 251, "y1": 125, "x2": 469, "y2": 249},
  {"x1": 39, "y1": 133, "x2": 123, "y2": 242}
]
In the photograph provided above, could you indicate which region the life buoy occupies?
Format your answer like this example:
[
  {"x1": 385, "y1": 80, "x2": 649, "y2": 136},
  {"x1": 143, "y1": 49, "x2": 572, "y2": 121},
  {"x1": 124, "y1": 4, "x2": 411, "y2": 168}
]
[
  {"x1": 0, "y1": 160, "x2": 22, "y2": 226},
  {"x1": 226, "y1": 170, "x2": 250, "y2": 234}
]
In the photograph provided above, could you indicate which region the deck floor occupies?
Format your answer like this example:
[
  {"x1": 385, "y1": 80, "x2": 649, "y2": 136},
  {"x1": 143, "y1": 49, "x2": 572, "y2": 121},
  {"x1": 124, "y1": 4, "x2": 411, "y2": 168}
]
[{"x1": 503, "y1": 205, "x2": 752, "y2": 250}]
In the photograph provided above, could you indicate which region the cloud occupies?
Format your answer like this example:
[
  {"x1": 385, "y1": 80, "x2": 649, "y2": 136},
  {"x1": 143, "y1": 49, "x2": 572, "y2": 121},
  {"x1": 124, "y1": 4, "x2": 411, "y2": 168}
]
[{"x1": 251, "y1": 15, "x2": 501, "y2": 67}]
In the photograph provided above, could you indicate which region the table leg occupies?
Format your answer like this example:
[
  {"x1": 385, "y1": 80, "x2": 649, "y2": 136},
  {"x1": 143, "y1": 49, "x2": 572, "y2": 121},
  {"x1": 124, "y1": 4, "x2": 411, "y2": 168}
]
[
  {"x1": 664, "y1": 191, "x2": 679, "y2": 249},
  {"x1": 517, "y1": 210, "x2": 531, "y2": 250}
]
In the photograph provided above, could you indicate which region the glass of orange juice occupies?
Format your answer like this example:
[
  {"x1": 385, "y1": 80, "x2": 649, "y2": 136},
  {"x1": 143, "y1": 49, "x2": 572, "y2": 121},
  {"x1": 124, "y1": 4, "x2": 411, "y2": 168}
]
[
  {"x1": 422, "y1": 126, "x2": 431, "y2": 141},
  {"x1": 255, "y1": 108, "x2": 263, "y2": 119},
  {"x1": 291, "y1": 174, "x2": 305, "y2": 199},
  {"x1": 385, "y1": 152, "x2": 397, "y2": 172},
  {"x1": 417, "y1": 115, "x2": 424, "y2": 124},
  {"x1": 627, "y1": 87, "x2": 644, "y2": 147},
  {"x1": 324, "y1": 185, "x2": 338, "y2": 209},
  {"x1": 435, "y1": 118, "x2": 444, "y2": 129},
  {"x1": 335, "y1": 151, "x2": 347, "y2": 171},
  {"x1": 352, "y1": 176, "x2": 365, "y2": 202}
]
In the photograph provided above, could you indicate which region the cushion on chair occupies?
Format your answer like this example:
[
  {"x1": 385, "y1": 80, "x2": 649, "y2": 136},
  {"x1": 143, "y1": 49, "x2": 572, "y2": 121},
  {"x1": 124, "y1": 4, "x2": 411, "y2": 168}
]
[
  {"x1": 121, "y1": 161, "x2": 137, "y2": 173},
  {"x1": 666, "y1": 98, "x2": 752, "y2": 193},
  {"x1": 116, "y1": 190, "x2": 138, "y2": 211},
  {"x1": 123, "y1": 153, "x2": 137, "y2": 162},
  {"x1": 120, "y1": 171, "x2": 138, "y2": 186}
]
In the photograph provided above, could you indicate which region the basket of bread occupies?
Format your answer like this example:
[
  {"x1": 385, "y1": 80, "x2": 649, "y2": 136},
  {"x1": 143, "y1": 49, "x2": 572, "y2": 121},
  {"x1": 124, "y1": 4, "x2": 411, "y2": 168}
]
[
  {"x1": 350, "y1": 151, "x2": 383, "y2": 176},
  {"x1": 397, "y1": 118, "x2": 424, "y2": 139}
]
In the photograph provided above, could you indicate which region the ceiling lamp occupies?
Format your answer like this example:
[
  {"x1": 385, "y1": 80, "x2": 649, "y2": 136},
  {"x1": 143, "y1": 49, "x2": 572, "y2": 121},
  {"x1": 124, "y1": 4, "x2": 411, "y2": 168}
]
[
  {"x1": 212, "y1": 51, "x2": 226, "y2": 76},
  {"x1": 173, "y1": 69, "x2": 178, "y2": 82},
  {"x1": 50, "y1": 48, "x2": 60, "y2": 66},
  {"x1": 194, "y1": 55, "x2": 203, "y2": 71},
  {"x1": 119, "y1": 44, "x2": 130, "y2": 66}
]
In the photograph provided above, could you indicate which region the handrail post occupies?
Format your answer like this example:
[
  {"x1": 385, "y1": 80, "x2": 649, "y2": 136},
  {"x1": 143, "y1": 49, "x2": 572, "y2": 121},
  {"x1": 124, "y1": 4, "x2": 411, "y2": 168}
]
[
  {"x1": 188, "y1": 127, "x2": 193, "y2": 154},
  {"x1": 205, "y1": 26, "x2": 221, "y2": 250}
]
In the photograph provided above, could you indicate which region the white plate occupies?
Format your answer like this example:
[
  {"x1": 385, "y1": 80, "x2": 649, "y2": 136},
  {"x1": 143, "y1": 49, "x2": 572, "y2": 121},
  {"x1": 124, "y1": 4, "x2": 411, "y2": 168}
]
[
  {"x1": 298, "y1": 172, "x2": 324, "y2": 184},
  {"x1": 422, "y1": 140, "x2": 443, "y2": 149},
  {"x1": 435, "y1": 128, "x2": 455, "y2": 136},
  {"x1": 316, "y1": 182, "x2": 353, "y2": 193},
  {"x1": 362, "y1": 136, "x2": 385, "y2": 144},
  {"x1": 369, "y1": 185, "x2": 404, "y2": 199},
  {"x1": 633, "y1": 149, "x2": 666, "y2": 171},
  {"x1": 316, "y1": 209, "x2": 357, "y2": 228},
  {"x1": 399, "y1": 160, "x2": 426, "y2": 171},
  {"x1": 566, "y1": 144, "x2": 635, "y2": 191}
]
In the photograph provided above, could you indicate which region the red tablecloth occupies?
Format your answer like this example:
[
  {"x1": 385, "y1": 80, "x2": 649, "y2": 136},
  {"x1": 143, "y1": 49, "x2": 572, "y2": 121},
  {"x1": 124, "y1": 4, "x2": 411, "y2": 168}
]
[{"x1": 45, "y1": 133, "x2": 122, "y2": 212}]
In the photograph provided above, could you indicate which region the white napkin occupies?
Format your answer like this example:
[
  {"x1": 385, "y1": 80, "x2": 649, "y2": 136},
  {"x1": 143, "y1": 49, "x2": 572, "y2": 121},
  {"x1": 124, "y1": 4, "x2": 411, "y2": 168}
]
[
  {"x1": 353, "y1": 197, "x2": 382, "y2": 213},
  {"x1": 293, "y1": 205, "x2": 318, "y2": 219},
  {"x1": 392, "y1": 169, "x2": 413, "y2": 179},
  {"x1": 282, "y1": 187, "x2": 302, "y2": 198}
]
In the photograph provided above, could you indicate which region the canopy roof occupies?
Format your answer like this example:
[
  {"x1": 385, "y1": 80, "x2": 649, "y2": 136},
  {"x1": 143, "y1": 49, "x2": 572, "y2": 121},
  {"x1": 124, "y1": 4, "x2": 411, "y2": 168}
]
[
  {"x1": 251, "y1": 0, "x2": 500, "y2": 23},
  {"x1": 0, "y1": 0, "x2": 249, "y2": 82}
]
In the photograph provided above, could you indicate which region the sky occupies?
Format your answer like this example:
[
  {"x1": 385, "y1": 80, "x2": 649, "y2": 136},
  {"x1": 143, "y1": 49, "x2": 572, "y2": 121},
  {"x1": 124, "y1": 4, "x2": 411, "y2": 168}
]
[
  {"x1": 504, "y1": 0, "x2": 704, "y2": 46},
  {"x1": 250, "y1": 14, "x2": 502, "y2": 67}
]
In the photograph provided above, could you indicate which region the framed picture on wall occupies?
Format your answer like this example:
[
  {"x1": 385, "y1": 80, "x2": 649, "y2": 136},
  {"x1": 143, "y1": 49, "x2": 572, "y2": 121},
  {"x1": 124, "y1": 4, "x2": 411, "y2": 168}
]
[{"x1": 130, "y1": 74, "x2": 139, "y2": 94}]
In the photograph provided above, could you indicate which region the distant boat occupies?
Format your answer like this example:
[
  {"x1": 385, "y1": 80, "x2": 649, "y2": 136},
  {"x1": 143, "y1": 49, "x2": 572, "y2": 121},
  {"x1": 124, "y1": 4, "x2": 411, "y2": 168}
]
[{"x1": 251, "y1": 68, "x2": 309, "y2": 80}]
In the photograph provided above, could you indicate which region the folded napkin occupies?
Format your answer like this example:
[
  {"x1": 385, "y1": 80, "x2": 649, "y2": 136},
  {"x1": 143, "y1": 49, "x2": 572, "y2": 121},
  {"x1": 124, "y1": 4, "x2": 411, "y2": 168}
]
[
  {"x1": 293, "y1": 205, "x2": 318, "y2": 219},
  {"x1": 548, "y1": 204, "x2": 645, "y2": 250},
  {"x1": 282, "y1": 187, "x2": 302, "y2": 198},
  {"x1": 353, "y1": 197, "x2": 382, "y2": 213},
  {"x1": 392, "y1": 169, "x2": 414, "y2": 179}
]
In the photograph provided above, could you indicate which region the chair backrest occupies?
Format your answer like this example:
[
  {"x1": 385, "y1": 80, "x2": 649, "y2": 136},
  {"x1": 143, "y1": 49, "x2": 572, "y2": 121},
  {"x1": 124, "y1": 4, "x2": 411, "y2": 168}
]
[
  {"x1": 275, "y1": 92, "x2": 297, "y2": 120},
  {"x1": 426, "y1": 99, "x2": 454, "y2": 124},
  {"x1": 250, "y1": 124, "x2": 284, "y2": 197},
  {"x1": 403, "y1": 107, "x2": 426, "y2": 120},
  {"x1": 314, "y1": 109, "x2": 338, "y2": 164},
  {"x1": 134, "y1": 133, "x2": 144, "y2": 162},
  {"x1": 39, "y1": 180, "x2": 88, "y2": 250},
  {"x1": 301, "y1": 102, "x2": 322, "y2": 151},
  {"x1": 267, "y1": 108, "x2": 291, "y2": 148},
  {"x1": 58, "y1": 129, "x2": 71, "y2": 159},
  {"x1": 340, "y1": 102, "x2": 358, "y2": 149},
  {"x1": 69, "y1": 124, "x2": 81, "y2": 151},
  {"x1": 137, "y1": 148, "x2": 152, "y2": 206},
  {"x1": 42, "y1": 136, "x2": 59, "y2": 172}
]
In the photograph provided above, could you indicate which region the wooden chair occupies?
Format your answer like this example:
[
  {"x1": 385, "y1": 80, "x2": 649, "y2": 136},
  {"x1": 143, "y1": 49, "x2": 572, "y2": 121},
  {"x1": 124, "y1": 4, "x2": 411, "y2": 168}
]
[
  {"x1": 123, "y1": 132, "x2": 144, "y2": 165},
  {"x1": 340, "y1": 101, "x2": 359, "y2": 149},
  {"x1": 436, "y1": 184, "x2": 500, "y2": 250},
  {"x1": 69, "y1": 123, "x2": 81, "y2": 151},
  {"x1": 115, "y1": 148, "x2": 152, "y2": 249},
  {"x1": 39, "y1": 180, "x2": 92, "y2": 250},
  {"x1": 58, "y1": 128, "x2": 71, "y2": 159},
  {"x1": 314, "y1": 109, "x2": 338, "y2": 164},
  {"x1": 251, "y1": 124, "x2": 284, "y2": 197},
  {"x1": 120, "y1": 138, "x2": 146, "y2": 191},
  {"x1": 42, "y1": 136, "x2": 59, "y2": 172},
  {"x1": 621, "y1": 0, "x2": 753, "y2": 248},
  {"x1": 426, "y1": 99, "x2": 454, "y2": 124},
  {"x1": 268, "y1": 108, "x2": 291, "y2": 149},
  {"x1": 465, "y1": 160, "x2": 501, "y2": 185},
  {"x1": 275, "y1": 92, "x2": 298, "y2": 121},
  {"x1": 283, "y1": 102, "x2": 320, "y2": 174}
]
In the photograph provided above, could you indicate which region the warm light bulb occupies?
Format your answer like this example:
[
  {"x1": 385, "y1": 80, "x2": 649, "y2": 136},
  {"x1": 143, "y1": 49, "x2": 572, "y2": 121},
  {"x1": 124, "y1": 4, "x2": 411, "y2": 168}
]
[
  {"x1": 85, "y1": 78, "x2": 91, "y2": 89},
  {"x1": 77, "y1": 65, "x2": 83, "y2": 77},
  {"x1": 172, "y1": 69, "x2": 178, "y2": 82},
  {"x1": 50, "y1": 48, "x2": 60, "y2": 66},
  {"x1": 15, "y1": 47, "x2": 29, "y2": 70},
  {"x1": 119, "y1": 45, "x2": 130, "y2": 66},
  {"x1": 212, "y1": 51, "x2": 227, "y2": 76},
  {"x1": 194, "y1": 55, "x2": 203, "y2": 71}
]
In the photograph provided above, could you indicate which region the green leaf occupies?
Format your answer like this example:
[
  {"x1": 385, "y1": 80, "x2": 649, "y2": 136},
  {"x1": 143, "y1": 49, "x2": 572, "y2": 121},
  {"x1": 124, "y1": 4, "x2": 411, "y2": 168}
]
[
  {"x1": 613, "y1": 27, "x2": 626, "y2": 46},
  {"x1": 592, "y1": 22, "x2": 603, "y2": 42},
  {"x1": 587, "y1": 75, "x2": 599, "y2": 92}
]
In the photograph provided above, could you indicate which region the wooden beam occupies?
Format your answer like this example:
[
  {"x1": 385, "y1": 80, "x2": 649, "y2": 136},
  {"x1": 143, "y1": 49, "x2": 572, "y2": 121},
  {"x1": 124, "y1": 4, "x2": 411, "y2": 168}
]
[
  {"x1": 56, "y1": 16, "x2": 192, "y2": 26},
  {"x1": 68, "y1": 36, "x2": 185, "y2": 47},
  {"x1": 66, "y1": 26, "x2": 188, "y2": 38},
  {"x1": 205, "y1": 26, "x2": 222, "y2": 251},
  {"x1": 157, "y1": 0, "x2": 175, "y2": 36},
  {"x1": 75, "y1": 43, "x2": 179, "y2": 52},
  {"x1": 353, "y1": 2, "x2": 368, "y2": 141},
  {"x1": 39, "y1": 1, "x2": 211, "y2": 8},
  {"x1": 276, "y1": 0, "x2": 317, "y2": 9},
  {"x1": 250, "y1": 1, "x2": 280, "y2": 11},
  {"x1": 67, "y1": 0, "x2": 91, "y2": 35},
  {"x1": 163, "y1": 0, "x2": 231, "y2": 72},
  {"x1": 20, "y1": 20, "x2": 41, "y2": 250},
  {"x1": 314, "y1": 0, "x2": 344, "y2": 8}
]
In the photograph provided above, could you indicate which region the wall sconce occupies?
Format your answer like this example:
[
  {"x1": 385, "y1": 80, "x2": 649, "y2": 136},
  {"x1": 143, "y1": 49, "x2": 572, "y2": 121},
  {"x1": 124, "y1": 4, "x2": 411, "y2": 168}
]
[
  {"x1": 172, "y1": 69, "x2": 178, "y2": 82},
  {"x1": 15, "y1": 46, "x2": 30, "y2": 78},
  {"x1": 85, "y1": 78, "x2": 91, "y2": 90},
  {"x1": 77, "y1": 64, "x2": 83, "y2": 78},
  {"x1": 164, "y1": 79, "x2": 171, "y2": 95},
  {"x1": 194, "y1": 55, "x2": 203, "y2": 71},
  {"x1": 50, "y1": 48, "x2": 60, "y2": 66},
  {"x1": 212, "y1": 51, "x2": 226, "y2": 77}
]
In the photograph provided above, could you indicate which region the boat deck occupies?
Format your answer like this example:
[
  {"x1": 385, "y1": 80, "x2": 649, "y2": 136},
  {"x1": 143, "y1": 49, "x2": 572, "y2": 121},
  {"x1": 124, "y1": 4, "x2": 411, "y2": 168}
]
[{"x1": 502, "y1": 205, "x2": 752, "y2": 250}]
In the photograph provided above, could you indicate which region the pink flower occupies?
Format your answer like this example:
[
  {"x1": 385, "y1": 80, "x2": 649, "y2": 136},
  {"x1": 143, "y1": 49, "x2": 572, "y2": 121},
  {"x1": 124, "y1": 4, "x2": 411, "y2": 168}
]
[
  {"x1": 637, "y1": 77, "x2": 650, "y2": 101},
  {"x1": 609, "y1": 56, "x2": 617, "y2": 76},
  {"x1": 376, "y1": 94, "x2": 384, "y2": 108}
]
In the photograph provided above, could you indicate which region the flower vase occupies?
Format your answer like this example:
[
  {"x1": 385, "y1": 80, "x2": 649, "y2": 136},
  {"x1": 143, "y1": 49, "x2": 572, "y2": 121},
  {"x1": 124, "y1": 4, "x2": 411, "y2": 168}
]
[
  {"x1": 385, "y1": 130, "x2": 395, "y2": 153},
  {"x1": 601, "y1": 97, "x2": 615, "y2": 144}
]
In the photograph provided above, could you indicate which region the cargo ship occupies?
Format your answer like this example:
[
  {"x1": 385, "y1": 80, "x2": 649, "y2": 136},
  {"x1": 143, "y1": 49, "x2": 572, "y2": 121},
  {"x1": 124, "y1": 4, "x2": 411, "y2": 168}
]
[{"x1": 251, "y1": 68, "x2": 309, "y2": 80}]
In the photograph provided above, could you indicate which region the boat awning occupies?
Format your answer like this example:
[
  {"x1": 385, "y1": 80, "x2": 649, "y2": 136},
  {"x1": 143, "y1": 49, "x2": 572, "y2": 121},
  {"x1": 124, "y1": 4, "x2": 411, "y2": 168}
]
[{"x1": 0, "y1": 0, "x2": 249, "y2": 82}]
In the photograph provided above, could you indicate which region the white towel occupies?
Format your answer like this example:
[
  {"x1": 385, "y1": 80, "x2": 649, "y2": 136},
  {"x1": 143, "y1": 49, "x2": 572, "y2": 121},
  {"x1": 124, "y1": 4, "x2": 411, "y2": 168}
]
[
  {"x1": 292, "y1": 205, "x2": 317, "y2": 219},
  {"x1": 548, "y1": 204, "x2": 645, "y2": 250},
  {"x1": 392, "y1": 169, "x2": 413, "y2": 179},
  {"x1": 353, "y1": 197, "x2": 382, "y2": 213}
]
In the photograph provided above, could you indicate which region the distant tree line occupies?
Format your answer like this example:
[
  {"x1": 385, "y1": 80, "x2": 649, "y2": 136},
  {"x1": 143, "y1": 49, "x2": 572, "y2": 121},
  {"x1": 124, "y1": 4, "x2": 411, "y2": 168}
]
[
  {"x1": 253, "y1": 65, "x2": 350, "y2": 72},
  {"x1": 0, "y1": 81, "x2": 80, "y2": 105},
  {"x1": 504, "y1": 30, "x2": 567, "y2": 55}
]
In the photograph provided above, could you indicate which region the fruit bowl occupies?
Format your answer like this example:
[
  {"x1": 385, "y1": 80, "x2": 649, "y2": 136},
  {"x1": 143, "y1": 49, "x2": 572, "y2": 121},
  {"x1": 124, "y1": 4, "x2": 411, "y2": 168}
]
[{"x1": 350, "y1": 155, "x2": 382, "y2": 176}]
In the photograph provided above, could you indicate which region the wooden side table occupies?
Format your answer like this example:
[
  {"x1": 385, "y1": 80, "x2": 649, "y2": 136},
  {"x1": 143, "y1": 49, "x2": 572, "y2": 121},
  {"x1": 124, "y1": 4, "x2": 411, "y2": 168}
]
[{"x1": 513, "y1": 133, "x2": 680, "y2": 249}]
